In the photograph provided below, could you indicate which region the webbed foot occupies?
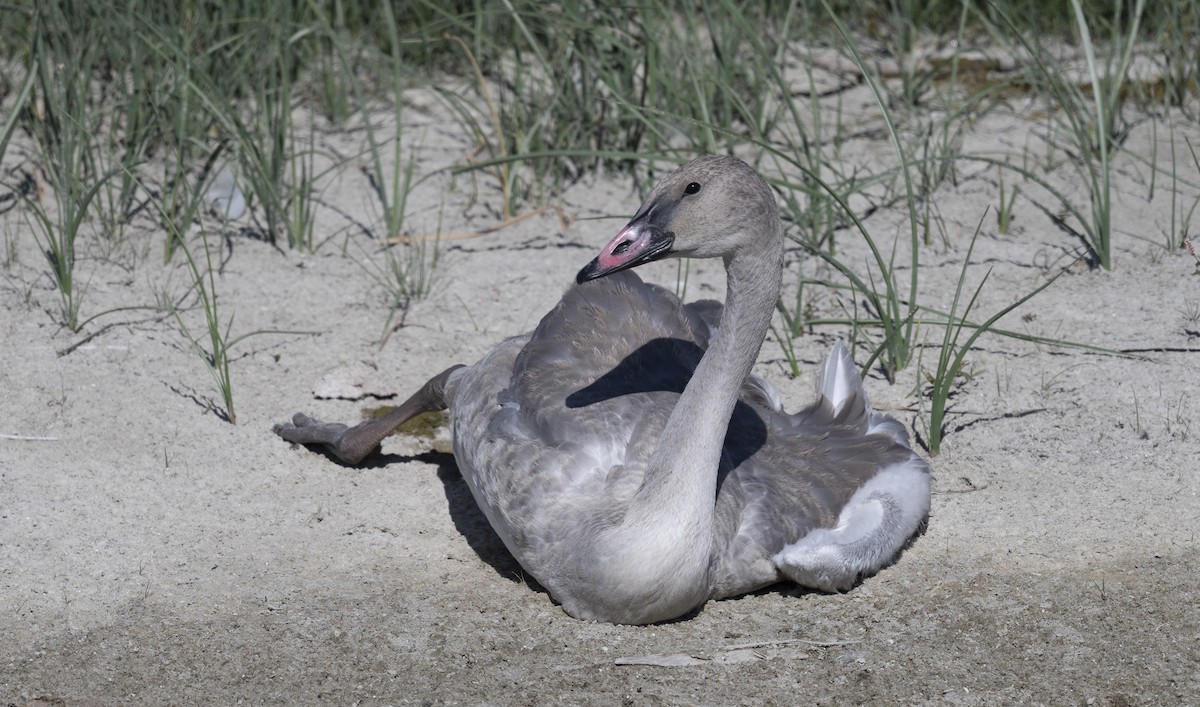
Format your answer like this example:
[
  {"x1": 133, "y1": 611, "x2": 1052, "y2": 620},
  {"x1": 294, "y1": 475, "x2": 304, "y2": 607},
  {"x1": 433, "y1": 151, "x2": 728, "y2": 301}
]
[{"x1": 273, "y1": 364, "x2": 465, "y2": 466}]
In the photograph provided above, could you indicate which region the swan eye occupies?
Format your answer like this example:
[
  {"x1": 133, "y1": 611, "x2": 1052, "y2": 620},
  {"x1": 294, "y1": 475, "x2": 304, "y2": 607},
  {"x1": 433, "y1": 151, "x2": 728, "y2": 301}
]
[{"x1": 684, "y1": 182, "x2": 701, "y2": 195}]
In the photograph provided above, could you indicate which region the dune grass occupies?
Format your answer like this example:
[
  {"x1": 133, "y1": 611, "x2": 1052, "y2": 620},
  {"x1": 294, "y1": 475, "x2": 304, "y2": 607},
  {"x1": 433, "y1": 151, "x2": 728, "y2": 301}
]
[
  {"x1": 171, "y1": 226, "x2": 314, "y2": 424},
  {"x1": 1, "y1": 0, "x2": 1197, "y2": 441},
  {"x1": 18, "y1": 10, "x2": 125, "y2": 331},
  {"x1": 979, "y1": 0, "x2": 1149, "y2": 270}
]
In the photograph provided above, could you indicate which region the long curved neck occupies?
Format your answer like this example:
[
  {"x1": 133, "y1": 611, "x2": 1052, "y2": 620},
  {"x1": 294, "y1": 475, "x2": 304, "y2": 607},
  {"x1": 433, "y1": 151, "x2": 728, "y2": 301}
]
[{"x1": 625, "y1": 226, "x2": 784, "y2": 569}]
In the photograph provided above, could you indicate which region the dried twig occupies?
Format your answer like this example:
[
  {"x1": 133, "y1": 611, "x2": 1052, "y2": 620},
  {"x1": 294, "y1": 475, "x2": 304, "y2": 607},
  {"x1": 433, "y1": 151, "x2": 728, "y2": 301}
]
[
  {"x1": 720, "y1": 637, "x2": 862, "y2": 651},
  {"x1": 615, "y1": 637, "x2": 861, "y2": 667}
]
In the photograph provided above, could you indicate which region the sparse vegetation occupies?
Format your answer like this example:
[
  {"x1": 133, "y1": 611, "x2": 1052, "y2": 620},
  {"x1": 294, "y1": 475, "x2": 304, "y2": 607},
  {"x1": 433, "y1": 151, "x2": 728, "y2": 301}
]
[{"x1": 0, "y1": 0, "x2": 1197, "y2": 441}]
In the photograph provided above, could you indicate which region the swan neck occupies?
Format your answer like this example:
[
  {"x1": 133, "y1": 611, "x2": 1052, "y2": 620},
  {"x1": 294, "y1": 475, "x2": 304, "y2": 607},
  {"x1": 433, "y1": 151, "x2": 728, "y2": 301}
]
[
  {"x1": 632, "y1": 232, "x2": 783, "y2": 542},
  {"x1": 590, "y1": 218, "x2": 783, "y2": 622},
  {"x1": 658, "y1": 242, "x2": 783, "y2": 476}
]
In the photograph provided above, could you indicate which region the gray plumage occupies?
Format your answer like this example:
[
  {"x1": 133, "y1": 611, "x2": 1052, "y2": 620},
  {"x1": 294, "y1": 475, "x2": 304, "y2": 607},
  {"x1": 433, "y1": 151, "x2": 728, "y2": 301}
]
[{"x1": 276, "y1": 155, "x2": 931, "y2": 625}]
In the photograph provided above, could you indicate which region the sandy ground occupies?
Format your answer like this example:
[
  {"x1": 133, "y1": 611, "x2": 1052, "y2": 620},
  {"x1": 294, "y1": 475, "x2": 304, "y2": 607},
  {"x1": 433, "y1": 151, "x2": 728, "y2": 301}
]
[{"x1": 2, "y1": 75, "x2": 1199, "y2": 704}]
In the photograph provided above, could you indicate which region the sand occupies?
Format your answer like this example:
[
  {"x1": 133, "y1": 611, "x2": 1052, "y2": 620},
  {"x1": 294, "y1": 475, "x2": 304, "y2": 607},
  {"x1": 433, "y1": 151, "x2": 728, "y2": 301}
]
[{"x1": 2, "y1": 75, "x2": 1199, "y2": 704}]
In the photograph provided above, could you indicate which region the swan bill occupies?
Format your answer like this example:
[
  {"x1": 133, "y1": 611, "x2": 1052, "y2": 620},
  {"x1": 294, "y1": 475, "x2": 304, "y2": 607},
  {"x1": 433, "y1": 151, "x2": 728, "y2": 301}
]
[{"x1": 577, "y1": 225, "x2": 675, "y2": 284}]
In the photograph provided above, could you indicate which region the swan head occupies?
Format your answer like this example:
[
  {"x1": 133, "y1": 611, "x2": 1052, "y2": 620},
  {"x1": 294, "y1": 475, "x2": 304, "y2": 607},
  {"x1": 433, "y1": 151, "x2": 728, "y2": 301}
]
[{"x1": 577, "y1": 155, "x2": 780, "y2": 284}]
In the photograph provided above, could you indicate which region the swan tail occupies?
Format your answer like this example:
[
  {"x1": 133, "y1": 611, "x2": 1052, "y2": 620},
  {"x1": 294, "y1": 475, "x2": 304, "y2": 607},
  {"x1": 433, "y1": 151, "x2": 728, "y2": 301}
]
[
  {"x1": 816, "y1": 341, "x2": 913, "y2": 448},
  {"x1": 773, "y1": 455, "x2": 930, "y2": 592},
  {"x1": 816, "y1": 340, "x2": 861, "y2": 413}
]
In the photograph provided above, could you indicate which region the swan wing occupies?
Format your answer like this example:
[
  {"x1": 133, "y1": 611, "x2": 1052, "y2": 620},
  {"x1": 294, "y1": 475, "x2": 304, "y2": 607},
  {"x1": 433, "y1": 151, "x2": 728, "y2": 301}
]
[
  {"x1": 448, "y1": 270, "x2": 709, "y2": 577},
  {"x1": 707, "y1": 344, "x2": 924, "y2": 598}
]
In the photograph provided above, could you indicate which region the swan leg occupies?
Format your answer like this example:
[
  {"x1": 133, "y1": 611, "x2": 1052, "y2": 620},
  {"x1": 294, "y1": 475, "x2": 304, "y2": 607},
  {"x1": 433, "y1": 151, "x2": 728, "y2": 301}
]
[
  {"x1": 273, "y1": 364, "x2": 464, "y2": 465},
  {"x1": 773, "y1": 457, "x2": 930, "y2": 592}
]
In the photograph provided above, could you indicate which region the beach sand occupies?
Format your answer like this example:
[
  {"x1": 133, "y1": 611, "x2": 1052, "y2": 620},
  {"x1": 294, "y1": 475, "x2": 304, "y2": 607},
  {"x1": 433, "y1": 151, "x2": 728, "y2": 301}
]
[{"x1": 2, "y1": 78, "x2": 1198, "y2": 703}]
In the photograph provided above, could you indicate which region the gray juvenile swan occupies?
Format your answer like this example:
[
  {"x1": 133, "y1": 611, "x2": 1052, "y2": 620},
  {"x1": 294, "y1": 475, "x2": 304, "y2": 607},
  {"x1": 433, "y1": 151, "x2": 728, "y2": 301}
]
[{"x1": 274, "y1": 155, "x2": 930, "y2": 625}]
